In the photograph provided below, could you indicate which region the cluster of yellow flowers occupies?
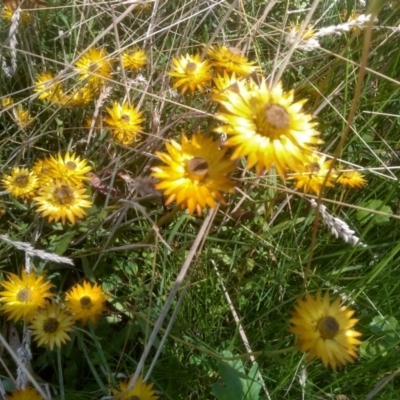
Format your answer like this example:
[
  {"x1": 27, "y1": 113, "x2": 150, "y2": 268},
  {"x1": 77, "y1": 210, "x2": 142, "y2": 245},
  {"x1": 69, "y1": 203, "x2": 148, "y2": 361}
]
[
  {"x1": 2, "y1": 152, "x2": 92, "y2": 225},
  {"x1": 0, "y1": 269, "x2": 109, "y2": 350}
]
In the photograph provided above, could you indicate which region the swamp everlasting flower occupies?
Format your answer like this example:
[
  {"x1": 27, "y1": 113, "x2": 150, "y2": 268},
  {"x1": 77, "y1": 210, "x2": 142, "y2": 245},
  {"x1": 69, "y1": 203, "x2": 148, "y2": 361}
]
[
  {"x1": 112, "y1": 376, "x2": 159, "y2": 400},
  {"x1": 2, "y1": 167, "x2": 39, "y2": 200}
]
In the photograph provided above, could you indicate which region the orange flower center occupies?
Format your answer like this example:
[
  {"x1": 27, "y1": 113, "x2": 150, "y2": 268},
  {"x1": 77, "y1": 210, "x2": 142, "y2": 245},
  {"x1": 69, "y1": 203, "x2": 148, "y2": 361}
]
[
  {"x1": 186, "y1": 62, "x2": 198, "y2": 74},
  {"x1": 317, "y1": 316, "x2": 340, "y2": 340},
  {"x1": 17, "y1": 288, "x2": 32, "y2": 302},
  {"x1": 121, "y1": 114, "x2": 130, "y2": 123},
  {"x1": 186, "y1": 157, "x2": 208, "y2": 181},
  {"x1": 43, "y1": 317, "x2": 59, "y2": 333},
  {"x1": 54, "y1": 185, "x2": 74, "y2": 205},
  {"x1": 66, "y1": 161, "x2": 77, "y2": 170},
  {"x1": 80, "y1": 295, "x2": 92, "y2": 309},
  {"x1": 15, "y1": 174, "x2": 29, "y2": 187},
  {"x1": 264, "y1": 104, "x2": 290, "y2": 130}
]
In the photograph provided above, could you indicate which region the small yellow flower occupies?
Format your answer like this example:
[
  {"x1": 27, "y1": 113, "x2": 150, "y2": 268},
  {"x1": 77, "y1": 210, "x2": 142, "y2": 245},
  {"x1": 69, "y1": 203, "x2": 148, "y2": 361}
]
[
  {"x1": 1, "y1": 96, "x2": 14, "y2": 108},
  {"x1": 290, "y1": 153, "x2": 337, "y2": 195},
  {"x1": 0, "y1": 270, "x2": 54, "y2": 322},
  {"x1": 151, "y1": 132, "x2": 235, "y2": 215},
  {"x1": 104, "y1": 101, "x2": 144, "y2": 146},
  {"x1": 168, "y1": 53, "x2": 212, "y2": 95},
  {"x1": 29, "y1": 302, "x2": 74, "y2": 350},
  {"x1": 2, "y1": 167, "x2": 39, "y2": 200},
  {"x1": 207, "y1": 44, "x2": 259, "y2": 76},
  {"x1": 65, "y1": 281, "x2": 109, "y2": 325},
  {"x1": 33, "y1": 71, "x2": 62, "y2": 101},
  {"x1": 32, "y1": 157, "x2": 53, "y2": 185},
  {"x1": 121, "y1": 47, "x2": 147, "y2": 71},
  {"x1": 13, "y1": 108, "x2": 34, "y2": 129},
  {"x1": 288, "y1": 23, "x2": 316, "y2": 40},
  {"x1": 211, "y1": 71, "x2": 246, "y2": 104},
  {"x1": 337, "y1": 170, "x2": 367, "y2": 188},
  {"x1": 2, "y1": 6, "x2": 32, "y2": 23},
  {"x1": 34, "y1": 180, "x2": 92, "y2": 225},
  {"x1": 111, "y1": 376, "x2": 159, "y2": 400},
  {"x1": 289, "y1": 291, "x2": 362, "y2": 370},
  {"x1": 53, "y1": 85, "x2": 94, "y2": 108},
  {"x1": 6, "y1": 386, "x2": 43, "y2": 400},
  {"x1": 47, "y1": 152, "x2": 92, "y2": 187},
  {"x1": 214, "y1": 78, "x2": 322, "y2": 178},
  {"x1": 75, "y1": 47, "x2": 112, "y2": 87}
]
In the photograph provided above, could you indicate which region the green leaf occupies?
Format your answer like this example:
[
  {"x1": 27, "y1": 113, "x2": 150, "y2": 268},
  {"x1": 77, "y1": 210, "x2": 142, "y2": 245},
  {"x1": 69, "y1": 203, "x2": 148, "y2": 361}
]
[
  {"x1": 369, "y1": 316, "x2": 398, "y2": 334},
  {"x1": 356, "y1": 199, "x2": 392, "y2": 225}
]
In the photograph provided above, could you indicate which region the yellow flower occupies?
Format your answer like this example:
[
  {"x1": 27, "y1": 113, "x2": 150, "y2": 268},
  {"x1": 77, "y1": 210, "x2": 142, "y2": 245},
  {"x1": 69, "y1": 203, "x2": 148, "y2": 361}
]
[
  {"x1": 290, "y1": 153, "x2": 337, "y2": 195},
  {"x1": 53, "y1": 85, "x2": 94, "y2": 108},
  {"x1": 337, "y1": 170, "x2": 367, "y2": 188},
  {"x1": 151, "y1": 132, "x2": 235, "y2": 215},
  {"x1": 34, "y1": 180, "x2": 92, "y2": 225},
  {"x1": 214, "y1": 78, "x2": 322, "y2": 178},
  {"x1": 133, "y1": 1, "x2": 153, "y2": 14},
  {"x1": 104, "y1": 101, "x2": 144, "y2": 146},
  {"x1": 2, "y1": 6, "x2": 32, "y2": 23},
  {"x1": 168, "y1": 53, "x2": 212, "y2": 94},
  {"x1": 211, "y1": 71, "x2": 245, "y2": 103},
  {"x1": 1, "y1": 96, "x2": 14, "y2": 108},
  {"x1": 65, "y1": 281, "x2": 109, "y2": 325},
  {"x1": 29, "y1": 302, "x2": 74, "y2": 350},
  {"x1": 47, "y1": 152, "x2": 92, "y2": 187},
  {"x1": 289, "y1": 291, "x2": 362, "y2": 370},
  {"x1": 288, "y1": 23, "x2": 316, "y2": 40},
  {"x1": 0, "y1": 270, "x2": 54, "y2": 322},
  {"x1": 121, "y1": 47, "x2": 147, "y2": 71},
  {"x1": 2, "y1": 167, "x2": 39, "y2": 200},
  {"x1": 111, "y1": 376, "x2": 159, "y2": 400},
  {"x1": 33, "y1": 71, "x2": 62, "y2": 101},
  {"x1": 32, "y1": 157, "x2": 53, "y2": 185},
  {"x1": 13, "y1": 108, "x2": 34, "y2": 128},
  {"x1": 75, "y1": 47, "x2": 112, "y2": 87},
  {"x1": 6, "y1": 386, "x2": 43, "y2": 400},
  {"x1": 206, "y1": 44, "x2": 259, "y2": 76}
]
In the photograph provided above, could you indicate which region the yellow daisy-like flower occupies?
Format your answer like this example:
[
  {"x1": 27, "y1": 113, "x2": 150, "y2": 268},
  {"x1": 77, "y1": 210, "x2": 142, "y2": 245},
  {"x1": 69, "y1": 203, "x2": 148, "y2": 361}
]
[
  {"x1": 104, "y1": 101, "x2": 144, "y2": 146},
  {"x1": 13, "y1": 108, "x2": 34, "y2": 129},
  {"x1": 337, "y1": 170, "x2": 367, "y2": 188},
  {"x1": 289, "y1": 291, "x2": 362, "y2": 370},
  {"x1": 111, "y1": 376, "x2": 159, "y2": 400},
  {"x1": 207, "y1": 44, "x2": 259, "y2": 76},
  {"x1": 151, "y1": 132, "x2": 235, "y2": 215},
  {"x1": 2, "y1": 167, "x2": 39, "y2": 200},
  {"x1": 34, "y1": 180, "x2": 92, "y2": 225},
  {"x1": 75, "y1": 47, "x2": 112, "y2": 87},
  {"x1": 290, "y1": 153, "x2": 337, "y2": 195},
  {"x1": 6, "y1": 386, "x2": 43, "y2": 400},
  {"x1": 29, "y1": 302, "x2": 74, "y2": 350},
  {"x1": 214, "y1": 78, "x2": 322, "y2": 178},
  {"x1": 121, "y1": 47, "x2": 147, "y2": 71},
  {"x1": 47, "y1": 152, "x2": 92, "y2": 187},
  {"x1": 288, "y1": 23, "x2": 316, "y2": 40},
  {"x1": 53, "y1": 85, "x2": 94, "y2": 108},
  {"x1": 0, "y1": 270, "x2": 54, "y2": 322},
  {"x1": 168, "y1": 53, "x2": 212, "y2": 95},
  {"x1": 1, "y1": 96, "x2": 14, "y2": 108},
  {"x1": 65, "y1": 281, "x2": 109, "y2": 325},
  {"x1": 33, "y1": 71, "x2": 62, "y2": 101},
  {"x1": 32, "y1": 157, "x2": 53, "y2": 185},
  {"x1": 2, "y1": 6, "x2": 32, "y2": 23},
  {"x1": 211, "y1": 71, "x2": 246, "y2": 104}
]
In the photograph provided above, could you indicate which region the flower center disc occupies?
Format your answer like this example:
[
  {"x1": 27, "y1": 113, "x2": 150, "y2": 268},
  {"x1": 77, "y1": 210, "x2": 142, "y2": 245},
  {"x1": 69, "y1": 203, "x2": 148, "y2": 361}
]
[
  {"x1": 66, "y1": 161, "x2": 77, "y2": 170},
  {"x1": 317, "y1": 316, "x2": 340, "y2": 340},
  {"x1": 80, "y1": 295, "x2": 92, "y2": 308},
  {"x1": 15, "y1": 174, "x2": 29, "y2": 187},
  {"x1": 264, "y1": 104, "x2": 290, "y2": 130},
  {"x1": 89, "y1": 62, "x2": 99, "y2": 72},
  {"x1": 43, "y1": 318, "x2": 59, "y2": 333},
  {"x1": 309, "y1": 162, "x2": 321, "y2": 174},
  {"x1": 121, "y1": 114, "x2": 130, "y2": 123},
  {"x1": 54, "y1": 185, "x2": 74, "y2": 205},
  {"x1": 17, "y1": 288, "x2": 33, "y2": 302},
  {"x1": 187, "y1": 157, "x2": 209, "y2": 180},
  {"x1": 186, "y1": 62, "x2": 198, "y2": 73}
]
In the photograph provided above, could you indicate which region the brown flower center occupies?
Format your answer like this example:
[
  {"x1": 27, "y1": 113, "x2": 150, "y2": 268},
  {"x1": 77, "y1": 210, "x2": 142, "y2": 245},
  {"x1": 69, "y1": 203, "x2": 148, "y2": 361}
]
[
  {"x1": 186, "y1": 62, "x2": 197, "y2": 73},
  {"x1": 121, "y1": 114, "x2": 130, "y2": 123},
  {"x1": 264, "y1": 104, "x2": 290, "y2": 130},
  {"x1": 54, "y1": 185, "x2": 74, "y2": 205},
  {"x1": 317, "y1": 316, "x2": 340, "y2": 340},
  {"x1": 17, "y1": 288, "x2": 32, "y2": 302},
  {"x1": 43, "y1": 318, "x2": 59, "y2": 333},
  {"x1": 228, "y1": 47, "x2": 242, "y2": 56},
  {"x1": 80, "y1": 295, "x2": 92, "y2": 309},
  {"x1": 89, "y1": 62, "x2": 99, "y2": 72},
  {"x1": 66, "y1": 161, "x2": 77, "y2": 170},
  {"x1": 309, "y1": 162, "x2": 321, "y2": 174},
  {"x1": 187, "y1": 157, "x2": 209, "y2": 180},
  {"x1": 15, "y1": 174, "x2": 29, "y2": 187}
]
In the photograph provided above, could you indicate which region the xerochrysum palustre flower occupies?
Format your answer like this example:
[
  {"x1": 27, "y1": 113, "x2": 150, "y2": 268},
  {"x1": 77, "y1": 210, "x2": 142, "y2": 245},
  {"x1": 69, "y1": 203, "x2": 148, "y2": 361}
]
[
  {"x1": 121, "y1": 47, "x2": 147, "y2": 71},
  {"x1": 2, "y1": 167, "x2": 39, "y2": 200},
  {"x1": 6, "y1": 386, "x2": 43, "y2": 400},
  {"x1": 33, "y1": 71, "x2": 62, "y2": 101},
  {"x1": 111, "y1": 376, "x2": 159, "y2": 400},
  {"x1": 337, "y1": 169, "x2": 367, "y2": 188}
]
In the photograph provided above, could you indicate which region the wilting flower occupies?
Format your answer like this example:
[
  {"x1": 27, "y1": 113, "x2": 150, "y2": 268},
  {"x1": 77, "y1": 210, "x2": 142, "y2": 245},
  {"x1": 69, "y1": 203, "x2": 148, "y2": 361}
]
[
  {"x1": 65, "y1": 281, "x2": 109, "y2": 325},
  {"x1": 34, "y1": 180, "x2": 92, "y2": 225},
  {"x1": 121, "y1": 47, "x2": 147, "y2": 71},
  {"x1": 337, "y1": 170, "x2": 367, "y2": 188},
  {"x1": 33, "y1": 71, "x2": 62, "y2": 101},
  {"x1": 29, "y1": 302, "x2": 74, "y2": 350},
  {"x1": 75, "y1": 47, "x2": 112, "y2": 87},
  {"x1": 290, "y1": 153, "x2": 337, "y2": 195},
  {"x1": 0, "y1": 270, "x2": 54, "y2": 322},
  {"x1": 168, "y1": 53, "x2": 212, "y2": 94},
  {"x1": 2, "y1": 167, "x2": 39, "y2": 200},
  {"x1": 111, "y1": 376, "x2": 159, "y2": 400},
  {"x1": 289, "y1": 291, "x2": 362, "y2": 370},
  {"x1": 207, "y1": 44, "x2": 259, "y2": 76},
  {"x1": 151, "y1": 132, "x2": 235, "y2": 215},
  {"x1": 104, "y1": 101, "x2": 144, "y2": 146},
  {"x1": 6, "y1": 386, "x2": 43, "y2": 400},
  {"x1": 214, "y1": 78, "x2": 322, "y2": 178},
  {"x1": 13, "y1": 108, "x2": 34, "y2": 129}
]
